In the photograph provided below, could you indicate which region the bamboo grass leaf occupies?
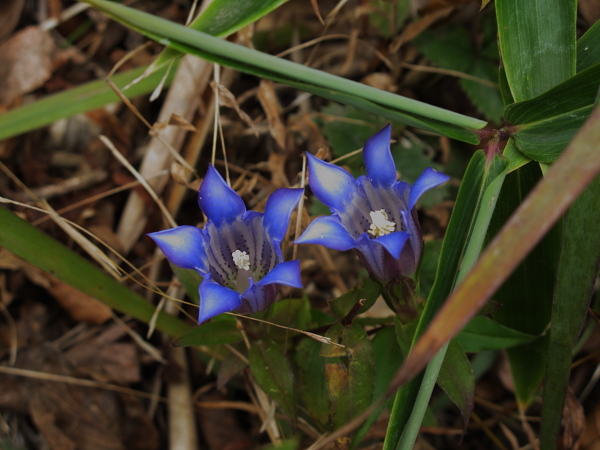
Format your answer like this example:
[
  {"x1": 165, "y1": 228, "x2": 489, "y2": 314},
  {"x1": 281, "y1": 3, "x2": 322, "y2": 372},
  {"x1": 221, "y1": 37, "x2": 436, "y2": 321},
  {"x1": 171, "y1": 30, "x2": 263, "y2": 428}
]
[
  {"x1": 496, "y1": 0, "x2": 576, "y2": 102},
  {"x1": 389, "y1": 105, "x2": 600, "y2": 403}
]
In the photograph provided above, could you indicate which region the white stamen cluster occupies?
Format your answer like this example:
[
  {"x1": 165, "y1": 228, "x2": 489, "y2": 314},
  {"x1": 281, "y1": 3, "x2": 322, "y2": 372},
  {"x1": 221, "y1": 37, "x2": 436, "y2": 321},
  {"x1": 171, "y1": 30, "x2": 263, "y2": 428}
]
[
  {"x1": 368, "y1": 210, "x2": 395, "y2": 237},
  {"x1": 232, "y1": 250, "x2": 250, "y2": 271}
]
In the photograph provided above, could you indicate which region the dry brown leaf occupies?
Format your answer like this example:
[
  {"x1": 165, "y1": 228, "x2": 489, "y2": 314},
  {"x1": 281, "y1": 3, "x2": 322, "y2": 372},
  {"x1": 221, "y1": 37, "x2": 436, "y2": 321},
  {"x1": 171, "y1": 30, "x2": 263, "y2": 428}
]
[
  {"x1": 0, "y1": 0, "x2": 25, "y2": 42},
  {"x1": 361, "y1": 73, "x2": 398, "y2": 92},
  {"x1": 45, "y1": 274, "x2": 113, "y2": 325},
  {"x1": 390, "y1": 6, "x2": 454, "y2": 53},
  {"x1": 0, "y1": 26, "x2": 57, "y2": 106},
  {"x1": 579, "y1": 0, "x2": 600, "y2": 25},
  {"x1": 421, "y1": 0, "x2": 472, "y2": 13},
  {"x1": 563, "y1": 388, "x2": 585, "y2": 450},
  {"x1": 258, "y1": 79, "x2": 287, "y2": 150},
  {"x1": 66, "y1": 325, "x2": 141, "y2": 384},
  {"x1": 211, "y1": 80, "x2": 257, "y2": 134}
]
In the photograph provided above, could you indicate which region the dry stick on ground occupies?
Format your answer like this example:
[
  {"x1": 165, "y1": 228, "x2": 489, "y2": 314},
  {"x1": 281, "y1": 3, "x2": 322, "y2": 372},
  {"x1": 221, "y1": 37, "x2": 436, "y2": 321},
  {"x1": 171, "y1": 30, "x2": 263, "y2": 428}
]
[{"x1": 116, "y1": 54, "x2": 213, "y2": 253}]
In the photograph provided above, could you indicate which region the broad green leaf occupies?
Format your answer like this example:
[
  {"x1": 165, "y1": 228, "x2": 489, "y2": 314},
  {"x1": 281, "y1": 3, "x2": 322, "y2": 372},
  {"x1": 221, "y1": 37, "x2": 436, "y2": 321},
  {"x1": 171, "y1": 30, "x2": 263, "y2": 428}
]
[
  {"x1": 328, "y1": 276, "x2": 382, "y2": 320},
  {"x1": 146, "y1": 0, "x2": 288, "y2": 76},
  {"x1": 169, "y1": 263, "x2": 202, "y2": 304},
  {"x1": 577, "y1": 19, "x2": 600, "y2": 72},
  {"x1": 496, "y1": 0, "x2": 576, "y2": 102},
  {"x1": 322, "y1": 324, "x2": 376, "y2": 430},
  {"x1": 249, "y1": 338, "x2": 297, "y2": 423},
  {"x1": 394, "y1": 107, "x2": 600, "y2": 416},
  {"x1": 0, "y1": 206, "x2": 190, "y2": 337},
  {"x1": 294, "y1": 338, "x2": 329, "y2": 426},
  {"x1": 352, "y1": 327, "x2": 403, "y2": 449},
  {"x1": 437, "y1": 340, "x2": 474, "y2": 432},
  {"x1": 268, "y1": 297, "x2": 311, "y2": 331},
  {"x1": 0, "y1": 64, "x2": 175, "y2": 141},
  {"x1": 174, "y1": 317, "x2": 242, "y2": 347},
  {"x1": 540, "y1": 174, "x2": 600, "y2": 448},
  {"x1": 455, "y1": 316, "x2": 539, "y2": 352},
  {"x1": 413, "y1": 26, "x2": 503, "y2": 123},
  {"x1": 505, "y1": 63, "x2": 600, "y2": 162},
  {"x1": 384, "y1": 151, "x2": 508, "y2": 448},
  {"x1": 81, "y1": 0, "x2": 487, "y2": 143},
  {"x1": 488, "y1": 162, "x2": 560, "y2": 406}
]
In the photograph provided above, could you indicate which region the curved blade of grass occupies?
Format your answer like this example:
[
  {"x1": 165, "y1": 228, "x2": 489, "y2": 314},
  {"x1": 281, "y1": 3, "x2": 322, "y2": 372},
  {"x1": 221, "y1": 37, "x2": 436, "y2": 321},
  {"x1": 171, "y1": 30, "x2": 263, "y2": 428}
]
[
  {"x1": 388, "y1": 105, "x2": 600, "y2": 398},
  {"x1": 0, "y1": 64, "x2": 175, "y2": 141},
  {"x1": 146, "y1": 0, "x2": 288, "y2": 76},
  {"x1": 383, "y1": 150, "x2": 509, "y2": 449},
  {"x1": 0, "y1": 205, "x2": 191, "y2": 337},
  {"x1": 496, "y1": 0, "x2": 576, "y2": 102},
  {"x1": 81, "y1": 0, "x2": 487, "y2": 142},
  {"x1": 539, "y1": 172, "x2": 600, "y2": 448}
]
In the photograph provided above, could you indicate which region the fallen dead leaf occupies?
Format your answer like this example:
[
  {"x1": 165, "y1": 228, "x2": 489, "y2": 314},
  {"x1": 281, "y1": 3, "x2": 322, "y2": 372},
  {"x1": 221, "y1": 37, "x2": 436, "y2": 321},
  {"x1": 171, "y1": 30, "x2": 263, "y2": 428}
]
[
  {"x1": 0, "y1": 0, "x2": 25, "y2": 42},
  {"x1": 258, "y1": 79, "x2": 287, "y2": 150},
  {"x1": 0, "y1": 26, "x2": 57, "y2": 106}
]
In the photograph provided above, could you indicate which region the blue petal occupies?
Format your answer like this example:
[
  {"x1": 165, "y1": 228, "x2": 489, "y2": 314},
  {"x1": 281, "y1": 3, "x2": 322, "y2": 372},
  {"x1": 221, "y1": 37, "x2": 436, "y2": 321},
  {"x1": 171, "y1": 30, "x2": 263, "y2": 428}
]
[
  {"x1": 294, "y1": 216, "x2": 356, "y2": 251},
  {"x1": 375, "y1": 231, "x2": 411, "y2": 259},
  {"x1": 148, "y1": 226, "x2": 207, "y2": 272},
  {"x1": 198, "y1": 165, "x2": 246, "y2": 225},
  {"x1": 263, "y1": 188, "x2": 304, "y2": 243},
  {"x1": 408, "y1": 167, "x2": 450, "y2": 211},
  {"x1": 198, "y1": 279, "x2": 242, "y2": 323},
  {"x1": 306, "y1": 153, "x2": 360, "y2": 211},
  {"x1": 363, "y1": 124, "x2": 396, "y2": 187},
  {"x1": 257, "y1": 260, "x2": 302, "y2": 288}
]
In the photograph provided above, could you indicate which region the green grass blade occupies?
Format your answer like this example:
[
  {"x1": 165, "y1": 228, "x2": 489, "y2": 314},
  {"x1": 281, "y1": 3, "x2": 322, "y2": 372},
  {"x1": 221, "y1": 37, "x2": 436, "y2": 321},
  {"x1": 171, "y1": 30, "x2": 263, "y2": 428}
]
[
  {"x1": 383, "y1": 150, "x2": 509, "y2": 449},
  {"x1": 0, "y1": 206, "x2": 191, "y2": 338},
  {"x1": 539, "y1": 173, "x2": 600, "y2": 448},
  {"x1": 81, "y1": 0, "x2": 487, "y2": 142},
  {"x1": 147, "y1": 0, "x2": 288, "y2": 75},
  {"x1": 496, "y1": 0, "x2": 576, "y2": 102},
  {"x1": 0, "y1": 64, "x2": 175, "y2": 141}
]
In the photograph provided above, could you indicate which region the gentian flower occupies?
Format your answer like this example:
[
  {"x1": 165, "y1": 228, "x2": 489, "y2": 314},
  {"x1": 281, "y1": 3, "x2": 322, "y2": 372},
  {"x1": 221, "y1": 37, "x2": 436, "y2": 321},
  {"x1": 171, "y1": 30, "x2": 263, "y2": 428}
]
[
  {"x1": 295, "y1": 124, "x2": 449, "y2": 285},
  {"x1": 149, "y1": 165, "x2": 304, "y2": 323}
]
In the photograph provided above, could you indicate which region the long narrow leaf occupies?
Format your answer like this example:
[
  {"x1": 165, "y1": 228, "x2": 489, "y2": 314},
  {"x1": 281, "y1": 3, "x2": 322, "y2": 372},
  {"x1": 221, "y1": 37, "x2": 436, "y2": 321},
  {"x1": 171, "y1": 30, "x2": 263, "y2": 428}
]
[
  {"x1": 0, "y1": 64, "x2": 175, "y2": 141},
  {"x1": 81, "y1": 0, "x2": 487, "y2": 143},
  {"x1": 383, "y1": 151, "x2": 508, "y2": 449},
  {"x1": 0, "y1": 206, "x2": 191, "y2": 337}
]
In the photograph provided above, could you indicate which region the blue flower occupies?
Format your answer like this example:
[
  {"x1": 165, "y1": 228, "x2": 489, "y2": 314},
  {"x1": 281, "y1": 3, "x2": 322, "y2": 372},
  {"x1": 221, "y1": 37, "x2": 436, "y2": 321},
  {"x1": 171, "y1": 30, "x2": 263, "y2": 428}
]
[
  {"x1": 149, "y1": 165, "x2": 304, "y2": 323},
  {"x1": 295, "y1": 124, "x2": 449, "y2": 284}
]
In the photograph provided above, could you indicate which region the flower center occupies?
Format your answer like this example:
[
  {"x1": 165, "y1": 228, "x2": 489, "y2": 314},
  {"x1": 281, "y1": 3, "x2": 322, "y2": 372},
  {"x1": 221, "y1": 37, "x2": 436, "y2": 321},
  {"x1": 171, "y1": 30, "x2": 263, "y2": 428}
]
[
  {"x1": 368, "y1": 209, "x2": 395, "y2": 237},
  {"x1": 232, "y1": 249, "x2": 253, "y2": 293},
  {"x1": 232, "y1": 250, "x2": 250, "y2": 270}
]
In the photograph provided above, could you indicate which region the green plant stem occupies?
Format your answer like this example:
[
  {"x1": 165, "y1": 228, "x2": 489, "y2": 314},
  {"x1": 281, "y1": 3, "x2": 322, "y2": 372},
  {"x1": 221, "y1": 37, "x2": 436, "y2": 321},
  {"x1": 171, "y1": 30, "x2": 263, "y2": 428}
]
[
  {"x1": 397, "y1": 342, "x2": 449, "y2": 449},
  {"x1": 384, "y1": 152, "x2": 508, "y2": 450},
  {"x1": 0, "y1": 206, "x2": 191, "y2": 337}
]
